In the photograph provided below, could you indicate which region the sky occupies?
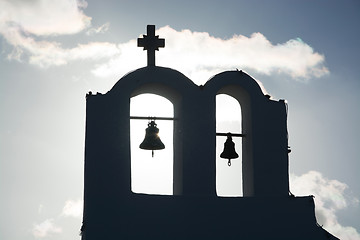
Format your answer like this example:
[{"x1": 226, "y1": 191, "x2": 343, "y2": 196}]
[{"x1": 0, "y1": 0, "x2": 359, "y2": 239}]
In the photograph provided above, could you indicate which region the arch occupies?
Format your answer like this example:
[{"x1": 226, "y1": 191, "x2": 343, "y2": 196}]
[
  {"x1": 204, "y1": 71, "x2": 289, "y2": 196},
  {"x1": 204, "y1": 71, "x2": 267, "y2": 196},
  {"x1": 130, "y1": 93, "x2": 174, "y2": 195},
  {"x1": 217, "y1": 84, "x2": 253, "y2": 196},
  {"x1": 129, "y1": 83, "x2": 184, "y2": 196},
  {"x1": 216, "y1": 94, "x2": 242, "y2": 197},
  {"x1": 106, "y1": 66, "x2": 203, "y2": 196}
]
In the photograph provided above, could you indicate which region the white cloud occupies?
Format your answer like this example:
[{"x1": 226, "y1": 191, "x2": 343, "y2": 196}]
[
  {"x1": 92, "y1": 26, "x2": 329, "y2": 84},
  {"x1": 32, "y1": 219, "x2": 62, "y2": 238},
  {"x1": 86, "y1": 22, "x2": 110, "y2": 35},
  {"x1": 159, "y1": 26, "x2": 329, "y2": 81},
  {"x1": 0, "y1": 0, "x2": 120, "y2": 67},
  {"x1": 61, "y1": 199, "x2": 83, "y2": 218},
  {"x1": 31, "y1": 200, "x2": 82, "y2": 239},
  {"x1": 1, "y1": 23, "x2": 120, "y2": 67},
  {"x1": 0, "y1": 3, "x2": 328, "y2": 83},
  {"x1": 0, "y1": 0, "x2": 91, "y2": 36},
  {"x1": 290, "y1": 171, "x2": 360, "y2": 240},
  {"x1": 90, "y1": 39, "x2": 145, "y2": 77}
]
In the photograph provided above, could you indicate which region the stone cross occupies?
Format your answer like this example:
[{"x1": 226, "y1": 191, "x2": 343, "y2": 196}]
[{"x1": 137, "y1": 25, "x2": 165, "y2": 66}]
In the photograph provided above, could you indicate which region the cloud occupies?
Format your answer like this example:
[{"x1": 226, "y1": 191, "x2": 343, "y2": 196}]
[
  {"x1": 1, "y1": 22, "x2": 120, "y2": 67},
  {"x1": 0, "y1": 0, "x2": 120, "y2": 67},
  {"x1": 86, "y1": 22, "x2": 110, "y2": 35},
  {"x1": 290, "y1": 171, "x2": 360, "y2": 240},
  {"x1": 0, "y1": 0, "x2": 91, "y2": 36},
  {"x1": 160, "y1": 26, "x2": 329, "y2": 81},
  {"x1": 32, "y1": 219, "x2": 62, "y2": 238},
  {"x1": 92, "y1": 26, "x2": 329, "y2": 84},
  {"x1": 0, "y1": 2, "x2": 328, "y2": 83},
  {"x1": 31, "y1": 200, "x2": 82, "y2": 239},
  {"x1": 61, "y1": 199, "x2": 83, "y2": 218}
]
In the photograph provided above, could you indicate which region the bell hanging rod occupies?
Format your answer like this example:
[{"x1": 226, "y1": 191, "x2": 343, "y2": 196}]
[
  {"x1": 130, "y1": 116, "x2": 175, "y2": 121},
  {"x1": 216, "y1": 132, "x2": 245, "y2": 137}
]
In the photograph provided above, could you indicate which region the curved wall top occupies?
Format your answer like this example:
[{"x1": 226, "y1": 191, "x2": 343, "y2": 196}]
[
  {"x1": 204, "y1": 70, "x2": 265, "y2": 99},
  {"x1": 109, "y1": 66, "x2": 198, "y2": 100}
]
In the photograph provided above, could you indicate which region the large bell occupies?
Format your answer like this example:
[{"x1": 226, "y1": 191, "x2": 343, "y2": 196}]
[
  {"x1": 139, "y1": 120, "x2": 165, "y2": 157},
  {"x1": 220, "y1": 133, "x2": 239, "y2": 166}
]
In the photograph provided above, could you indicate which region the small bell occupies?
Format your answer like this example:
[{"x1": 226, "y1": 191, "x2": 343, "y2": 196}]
[
  {"x1": 139, "y1": 120, "x2": 165, "y2": 157},
  {"x1": 220, "y1": 133, "x2": 239, "y2": 166}
]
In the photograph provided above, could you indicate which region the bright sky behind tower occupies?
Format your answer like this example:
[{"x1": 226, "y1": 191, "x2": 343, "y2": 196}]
[{"x1": 0, "y1": 1, "x2": 359, "y2": 240}]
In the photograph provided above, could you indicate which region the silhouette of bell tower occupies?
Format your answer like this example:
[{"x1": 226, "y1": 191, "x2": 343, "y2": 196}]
[{"x1": 81, "y1": 25, "x2": 339, "y2": 240}]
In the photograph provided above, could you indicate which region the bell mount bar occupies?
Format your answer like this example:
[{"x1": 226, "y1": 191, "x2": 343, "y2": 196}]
[
  {"x1": 216, "y1": 132, "x2": 245, "y2": 137},
  {"x1": 130, "y1": 116, "x2": 175, "y2": 121}
]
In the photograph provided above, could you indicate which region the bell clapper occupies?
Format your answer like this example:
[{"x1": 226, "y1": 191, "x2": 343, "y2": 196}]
[
  {"x1": 152, "y1": 150, "x2": 154, "y2": 158},
  {"x1": 228, "y1": 159, "x2": 231, "y2": 166}
]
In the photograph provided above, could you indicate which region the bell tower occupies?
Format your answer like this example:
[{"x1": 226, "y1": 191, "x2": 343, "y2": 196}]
[{"x1": 81, "y1": 25, "x2": 339, "y2": 240}]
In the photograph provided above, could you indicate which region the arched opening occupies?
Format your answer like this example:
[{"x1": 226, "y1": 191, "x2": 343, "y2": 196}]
[
  {"x1": 130, "y1": 93, "x2": 174, "y2": 195},
  {"x1": 216, "y1": 94, "x2": 242, "y2": 197}
]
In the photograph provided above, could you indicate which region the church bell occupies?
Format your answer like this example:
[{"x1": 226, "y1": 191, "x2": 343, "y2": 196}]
[
  {"x1": 140, "y1": 120, "x2": 165, "y2": 157},
  {"x1": 220, "y1": 133, "x2": 239, "y2": 166}
]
